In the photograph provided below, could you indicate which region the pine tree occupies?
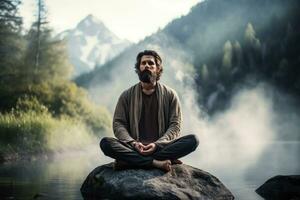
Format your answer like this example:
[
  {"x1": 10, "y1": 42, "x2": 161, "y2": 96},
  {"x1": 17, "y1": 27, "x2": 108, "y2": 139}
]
[
  {"x1": 0, "y1": 0, "x2": 24, "y2": 80},
  {"x1": 245, "y1": 23, "x2": 261, "y2": 50},
  {"x1": 233, "y1": 41, "x2": 242, "y2": 67},
  {"x1": 0, "y1": 0, "x2": 25, "y2": 110},
  {"x1": 23, "y1": 0, "x2": 73, "y2": 84},
  {"x1": 244, "y1": 23, "x2": 262, "y2": 72},
  {"x1": 0, "y1": 0, "x2": 22, "y2": 32},
  {"x1": 200, "y1": 64, "x2": 209, "y2": 81},
  {"x1": 222, "y1": 40, "x2": 233, "y2": 70},
  {"x1": 34, "y1": 0, "x2": 47, "y2": 69}
]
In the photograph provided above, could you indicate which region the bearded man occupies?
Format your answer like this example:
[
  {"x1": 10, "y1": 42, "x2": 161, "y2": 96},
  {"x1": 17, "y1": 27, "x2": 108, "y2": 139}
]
[{"x1": 100, "y1": 50, "x2": 199, "y2": 172}]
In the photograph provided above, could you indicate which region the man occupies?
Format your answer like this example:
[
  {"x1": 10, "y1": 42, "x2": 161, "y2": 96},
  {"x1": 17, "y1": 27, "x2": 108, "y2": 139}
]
[{"x1": 100, "y1": 50, "x2": 199, "y2": 172}]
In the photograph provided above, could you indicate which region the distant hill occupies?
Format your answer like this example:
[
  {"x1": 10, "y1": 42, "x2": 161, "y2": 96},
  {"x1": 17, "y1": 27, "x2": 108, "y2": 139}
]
[
  {"x1": 163, "y1": 0, "x2": 300, "y2": 113},
  {"x1": 56, "y1": 15, "x2": 132, "y2": 77}
]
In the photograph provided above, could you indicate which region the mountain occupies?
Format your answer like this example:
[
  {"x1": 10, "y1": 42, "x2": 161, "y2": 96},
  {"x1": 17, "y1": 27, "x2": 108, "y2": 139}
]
[
  {"x1": 76, "y1": 0, "x2": 300, "y2": 110},
  {"x1": 56, "y1": 15, "x2": 132, "y2": 77},
  {"x1": 75, "y1": 0, "x2": 300, "y2": 140},
  {"x1": 163, "y1": 0, "x2": 300, "y2": 113}
]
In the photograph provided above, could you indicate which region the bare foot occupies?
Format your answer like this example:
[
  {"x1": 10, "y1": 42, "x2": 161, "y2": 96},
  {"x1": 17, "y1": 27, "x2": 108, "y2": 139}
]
[
  {"x1": 152, "y1": 159, "x2": 172, "y2": 172},
  {"x1": 171, "y1": 159, "x2": 183, "y2": 165}
]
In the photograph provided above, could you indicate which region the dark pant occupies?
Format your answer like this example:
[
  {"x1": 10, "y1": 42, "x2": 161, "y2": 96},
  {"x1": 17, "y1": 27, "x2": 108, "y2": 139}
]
[{"x1": 99, "y1": 134, "x2": 199, "y2": 167}]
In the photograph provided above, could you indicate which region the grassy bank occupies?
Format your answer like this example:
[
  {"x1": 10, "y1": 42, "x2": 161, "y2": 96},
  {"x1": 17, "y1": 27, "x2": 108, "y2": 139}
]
[{"x1": 0, "y1": 94, "x2": 112, "y2": 163}]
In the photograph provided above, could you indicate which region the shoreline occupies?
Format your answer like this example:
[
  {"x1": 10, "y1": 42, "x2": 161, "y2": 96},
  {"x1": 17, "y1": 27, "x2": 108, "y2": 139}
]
[
  {"x1": 0, "y1": 151, "x2": 54, "y2": 164},
  {"x1": 0, "y1": 144, "x2": 100, "y2": 164}
]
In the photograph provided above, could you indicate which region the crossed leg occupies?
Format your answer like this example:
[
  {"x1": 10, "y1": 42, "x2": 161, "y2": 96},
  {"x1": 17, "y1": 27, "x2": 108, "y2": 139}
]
[{"x1": 100, "y1": 134, "x2": 199, "y2": 170}]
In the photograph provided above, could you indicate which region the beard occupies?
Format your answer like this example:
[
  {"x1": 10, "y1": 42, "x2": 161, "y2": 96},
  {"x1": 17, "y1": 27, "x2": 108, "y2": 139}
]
[{"x1": 138, "y1": 69, "x2": 157, "y2": 84}]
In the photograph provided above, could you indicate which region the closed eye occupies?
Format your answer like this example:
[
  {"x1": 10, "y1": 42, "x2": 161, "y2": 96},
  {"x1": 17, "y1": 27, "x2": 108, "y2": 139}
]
[{"x1": 141, "y1": 61, "x2": 155, "y2": 65}]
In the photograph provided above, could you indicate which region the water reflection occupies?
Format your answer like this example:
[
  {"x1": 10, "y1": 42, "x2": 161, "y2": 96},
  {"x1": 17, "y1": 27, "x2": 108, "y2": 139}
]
[{"x1": 0, "y1": 144, "x2": 108, "y2": 200}]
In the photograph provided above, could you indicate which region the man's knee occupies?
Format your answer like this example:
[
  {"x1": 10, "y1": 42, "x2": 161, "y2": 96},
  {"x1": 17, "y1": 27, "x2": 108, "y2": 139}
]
[
  {"x1": 99, "y1": 137, "x2": 114, "y2": 155},
  {"x1": 187, "y1": 134, "x2": 199, "y2": 151}
]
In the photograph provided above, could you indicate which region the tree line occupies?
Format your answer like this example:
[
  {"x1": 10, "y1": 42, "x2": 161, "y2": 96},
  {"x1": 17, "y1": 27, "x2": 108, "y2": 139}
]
[{"x1": 0, "y1": 0, "x2": 111, "y2": 162}]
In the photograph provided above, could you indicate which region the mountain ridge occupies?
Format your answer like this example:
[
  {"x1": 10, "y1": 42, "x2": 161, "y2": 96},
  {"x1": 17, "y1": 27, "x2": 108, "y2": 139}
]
[{"x1": 56, "y1": 14, "x2": 132, "y2": 77}]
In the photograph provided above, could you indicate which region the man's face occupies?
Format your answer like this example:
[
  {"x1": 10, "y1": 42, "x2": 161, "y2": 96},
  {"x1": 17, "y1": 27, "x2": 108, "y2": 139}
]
[
  {"x1": 139, "y1": 55, "x2": 159, "y2": 73},
  {"x1": 138, "y1": 55, "x2": 160, "y2": 84}
]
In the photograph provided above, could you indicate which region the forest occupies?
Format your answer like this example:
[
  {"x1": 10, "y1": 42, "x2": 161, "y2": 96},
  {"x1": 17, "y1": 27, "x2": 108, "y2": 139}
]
[{"x1": 0, "y1": 0, "x2": 111, "y2": 162}]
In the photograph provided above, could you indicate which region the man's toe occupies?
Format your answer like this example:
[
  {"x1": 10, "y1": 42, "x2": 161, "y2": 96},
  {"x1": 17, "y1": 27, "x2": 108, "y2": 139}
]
[{"x1": 171, "y1": 159, "x2": 183, "y2": 165}]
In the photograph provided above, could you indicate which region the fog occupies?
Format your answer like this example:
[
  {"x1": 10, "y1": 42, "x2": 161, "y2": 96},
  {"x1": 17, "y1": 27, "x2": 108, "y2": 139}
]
[
  {"x1": 87, "y1": 42, "x2": 300, "y2": 178},
  {"x1": 86, "y1": 48, "x2": 299, "y2": 199},
  {"x1": 182, "y1": 84, "x2": 274, "y2": 168},
  {"x1": 181, "y1": 82, "x2": 299, "y2": 169},
  {"x1": 82, "y1": 1, "x2": 300, "y2": 197}
]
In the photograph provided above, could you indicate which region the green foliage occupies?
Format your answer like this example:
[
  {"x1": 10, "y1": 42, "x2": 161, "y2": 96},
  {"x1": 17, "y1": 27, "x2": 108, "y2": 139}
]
[
  {"x1": 0, "y1": 110, "x2": 51, "y2": 155},
  {"x1": 222, "y1": 40, "x2": 233, "y2": 70},
  {"x1": 0, "y1": 80, "x2": 112, "y2": 135},
  {"x1": 23, "y1": 28, "x2": 73, "y2": 84},
  {"x1": 45, "y1": 115, "x2": 96, "y2": 152},
  {"x1": 200, "y1": 64, "x2": 209, "y2": 81},
  {"x1": 0, "y1": 110, "x2": 97, "y2": 158},
  {"x1": 0, "y1": 0, "x2": 112, "y2": 161},
  {"x1": 0, "y1": 0, "x2": 26, "y2": 89},
  {"x1": 25, "y1": 81, "x2": 112, "y2": 135},
  {"x1": 0, "y1": 0, "x2": 22, "y2": 32},
  {"x1": 189, "y1": 0, "x2": 300, "y2": 114},
  {"x1": 0, "y1": 91, "x2": 110, "y2": 158},
  {"x1": 233, "y1": 41, "x2": 243, "y2": 67},
  {"x1": 244, "y1": 23, "x2": 261, "y2": 50},
  {"x1": 14, "y1": 95, "x2": 48, "y2": 114}
]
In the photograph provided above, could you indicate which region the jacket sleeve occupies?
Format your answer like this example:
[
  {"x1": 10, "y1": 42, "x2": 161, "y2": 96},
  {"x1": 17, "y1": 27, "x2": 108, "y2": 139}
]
[
  {"x1": 113, "y1": 92, "x2": 135, "y2": 144},
  {"x1": 154, "y1": 90, "x2": 181, "y2": 148}
]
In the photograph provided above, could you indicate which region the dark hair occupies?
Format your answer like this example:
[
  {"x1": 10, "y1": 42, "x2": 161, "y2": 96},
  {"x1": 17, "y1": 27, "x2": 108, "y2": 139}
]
[{"x1": 135, "y1": 50, "x2": 163, "y2": 81}]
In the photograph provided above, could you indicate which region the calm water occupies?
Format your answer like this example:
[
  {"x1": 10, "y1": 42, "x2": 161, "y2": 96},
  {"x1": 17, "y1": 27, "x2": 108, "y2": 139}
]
[{"x1": 0, "y1": 142, "x2": 299, "y2": 200}]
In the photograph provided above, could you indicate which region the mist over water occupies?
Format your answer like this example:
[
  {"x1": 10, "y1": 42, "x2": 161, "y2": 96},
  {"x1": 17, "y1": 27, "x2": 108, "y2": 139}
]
[
  {"x1": 88, "y1": 41, "x2": 300, "y2": 174},
  {"x1": 184, "y1": 84, "x2": 274, "y2": 170},
  {"x1": 178, "y1": 81, "x2": 300, "y2": 199},
  {"x1": 83, "y1": 23, "x2": 300, "y2": 198}
]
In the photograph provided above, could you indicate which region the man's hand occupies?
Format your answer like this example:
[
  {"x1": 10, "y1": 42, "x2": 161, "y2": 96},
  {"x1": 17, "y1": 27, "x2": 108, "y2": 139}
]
[
  {"x1": 132, "y1": 141, "x2": 145, "y2": 154},
  {"x1": 140, "y1": 143, "x2": 157, "y2": 155},
  {"x1": 131, "y1": 141, "x2": 157, "y2": 155}
]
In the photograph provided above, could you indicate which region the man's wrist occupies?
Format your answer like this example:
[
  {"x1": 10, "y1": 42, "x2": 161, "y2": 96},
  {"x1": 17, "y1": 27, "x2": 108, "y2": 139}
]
[
  {"x1": 153, "y1": 142, "x2": 162, "y2": 149},
  {"x1": 129, "y1": 140, "x2": 137, "y2": 147}
]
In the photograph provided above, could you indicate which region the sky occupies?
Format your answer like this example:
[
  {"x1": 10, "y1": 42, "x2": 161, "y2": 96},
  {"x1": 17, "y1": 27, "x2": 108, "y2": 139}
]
[{"x1": 20, "y1": 0, "x2": 201, "y2": 43}]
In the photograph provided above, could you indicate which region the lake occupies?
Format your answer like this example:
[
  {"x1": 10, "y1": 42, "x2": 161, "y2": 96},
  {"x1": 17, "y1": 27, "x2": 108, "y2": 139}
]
[{"x1": 0, "y1": 141, "x2": 299, "y2": 200}]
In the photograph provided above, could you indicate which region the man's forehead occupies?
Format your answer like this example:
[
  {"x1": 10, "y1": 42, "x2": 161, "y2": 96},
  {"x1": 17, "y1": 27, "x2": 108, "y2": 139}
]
[{"x1": 141, "y1": 55, "x2": 155, "y2": 60}]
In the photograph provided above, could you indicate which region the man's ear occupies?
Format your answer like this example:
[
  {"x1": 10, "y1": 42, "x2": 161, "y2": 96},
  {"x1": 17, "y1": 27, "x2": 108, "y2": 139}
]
[{"x1": 157, "y1": 65, "x2": 162, "y2": 72}]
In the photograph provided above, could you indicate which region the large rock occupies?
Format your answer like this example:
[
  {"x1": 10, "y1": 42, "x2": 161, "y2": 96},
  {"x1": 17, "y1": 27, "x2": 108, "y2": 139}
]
[
  {"x1": 80, "y1": 163, "x2": 234, "y2": 200},
  {"x1": 256, "y1": 175, "x2": 300, "y2": 200}
]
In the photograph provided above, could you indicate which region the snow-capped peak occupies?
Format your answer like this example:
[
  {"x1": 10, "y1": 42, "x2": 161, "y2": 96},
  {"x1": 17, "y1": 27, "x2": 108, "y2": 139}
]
[
  {"x1": 57, "y1": 14, "x2": 132, "y2": 77},
  {"x1": 76, "y1": 14, "x2": 110, "y2": 36}
]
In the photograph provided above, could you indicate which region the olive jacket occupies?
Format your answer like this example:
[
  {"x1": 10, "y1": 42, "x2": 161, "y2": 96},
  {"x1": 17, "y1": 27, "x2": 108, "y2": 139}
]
[{"x1": 113, "y1": 82, "x2": 182, "y2": 148}]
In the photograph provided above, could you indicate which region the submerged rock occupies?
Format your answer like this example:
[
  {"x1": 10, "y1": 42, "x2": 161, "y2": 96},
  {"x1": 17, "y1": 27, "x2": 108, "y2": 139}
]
[
  {"x1": 256, "y1": 175, "x2": 300, "y2": 200},
  {"x1": 81, "y1": 162, "x2": 234, "y2": 200}
]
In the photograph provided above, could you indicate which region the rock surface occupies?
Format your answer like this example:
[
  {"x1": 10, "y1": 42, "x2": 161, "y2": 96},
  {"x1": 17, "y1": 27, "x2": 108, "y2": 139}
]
[
  {"x1": 81, "y1": 163, "x2": 234, "y2": 200},
  {"x1": 256, "y1": 175, "x2": 300, "y2": 200}
]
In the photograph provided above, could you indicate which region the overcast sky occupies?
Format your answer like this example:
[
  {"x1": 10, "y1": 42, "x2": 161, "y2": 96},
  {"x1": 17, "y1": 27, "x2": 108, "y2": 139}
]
[{"x1": 20, "y1": 0, "x2": 201, "y2": 43}]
